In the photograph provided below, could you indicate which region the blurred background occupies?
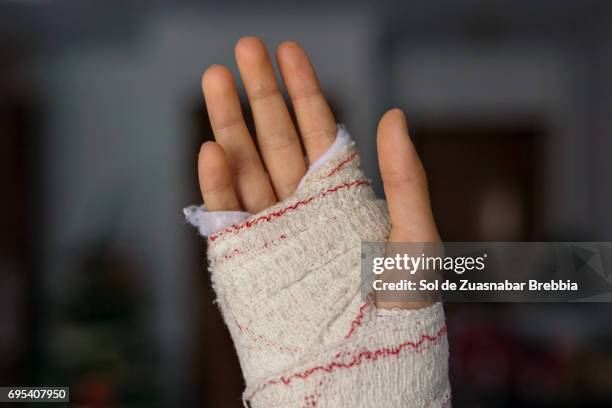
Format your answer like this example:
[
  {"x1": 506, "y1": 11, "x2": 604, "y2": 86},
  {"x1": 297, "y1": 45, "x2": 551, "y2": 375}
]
[{"x1": 2, "y1": 0, "x2": 612, "y2": 406}]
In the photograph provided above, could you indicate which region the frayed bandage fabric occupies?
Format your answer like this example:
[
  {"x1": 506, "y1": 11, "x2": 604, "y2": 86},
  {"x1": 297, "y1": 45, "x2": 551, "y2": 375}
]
[{"x1": 203, "y1": 137, "x2": 450, "y2": 407}]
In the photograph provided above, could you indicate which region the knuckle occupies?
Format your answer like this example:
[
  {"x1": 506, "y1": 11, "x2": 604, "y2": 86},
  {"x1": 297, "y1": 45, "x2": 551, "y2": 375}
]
[
  {"x1": 301, "y1": 127, "x2": 336, "y2": 143},
  {"x1": 248, "y1": 84, "x2": 280, "y2": 101},
  {"x1": 382, "y1": 169, "x2": 428, "y2": 191},
  {"x1": 230, "y1": 155, "x2": 260, "y2": 176},
  {"x1": 259, "y1": 132, "x2": 299, "y2": 152},
  {"x1": 290, "y1": 88, "x2": 322, "y2": 102}
]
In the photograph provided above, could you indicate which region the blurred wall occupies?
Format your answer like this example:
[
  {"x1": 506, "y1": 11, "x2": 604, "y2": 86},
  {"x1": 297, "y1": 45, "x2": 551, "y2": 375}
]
[
  {"x1": 1, "y1": 1, "x2": 612, "y2": 405},
  {"x1": 32, "y1": 4, "x2": 381, "y2": 404}
]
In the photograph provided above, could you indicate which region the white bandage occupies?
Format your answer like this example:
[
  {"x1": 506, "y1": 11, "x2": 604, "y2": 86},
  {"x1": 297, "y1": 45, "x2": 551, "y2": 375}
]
[{"x1": 188, "y1": 128, "x2": 450, "y2": 407}]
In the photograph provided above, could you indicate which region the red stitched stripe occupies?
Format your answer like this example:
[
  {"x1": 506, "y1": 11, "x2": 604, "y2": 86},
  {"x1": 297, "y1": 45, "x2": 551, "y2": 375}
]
[
  {"x1": 262, "y1": 325, "x2": 448, "y2": 388},
  {"x1": 209, "y1": 179, "x2": 370, "y2": 242},
  {"x1": 344, "y1": 292, "x2": 374, "y2": 339},
  {"x1": 325, "y1": 151, "x2": 358, "y2": 177}
]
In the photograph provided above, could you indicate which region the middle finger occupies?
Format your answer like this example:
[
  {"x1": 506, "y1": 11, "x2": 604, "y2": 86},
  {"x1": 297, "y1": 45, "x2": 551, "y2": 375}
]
[{"x1": 235, "y1": 36, "x2": 307, "y2": 200}]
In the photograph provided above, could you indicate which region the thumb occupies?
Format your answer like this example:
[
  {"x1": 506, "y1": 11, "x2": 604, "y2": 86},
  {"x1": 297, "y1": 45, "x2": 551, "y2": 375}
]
[{"x1": 377, "y1": 108, "x2": 440, "y2": 243}]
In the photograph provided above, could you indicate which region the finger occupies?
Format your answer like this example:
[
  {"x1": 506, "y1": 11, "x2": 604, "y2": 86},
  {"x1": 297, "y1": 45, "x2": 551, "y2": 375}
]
[
  {"x1": 235, "y1": 36, "x2": 306, "y2": 200},
  {"x1": 202, "y1": 64, "x2": 277, "y2": 213},
  {"x1": 276, "y1": 41, "x2": 336, "y2": 163},
  {"x1": 198, "y1": 141, "x2": 242, "y2": 212},
  {"x1": 377, "y1": 109, "x2": 440, "y2": 243}
]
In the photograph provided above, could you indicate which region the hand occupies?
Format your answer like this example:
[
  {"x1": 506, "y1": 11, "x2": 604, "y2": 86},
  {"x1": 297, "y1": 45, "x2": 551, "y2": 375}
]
[{"x1": 198, "y1": 37, "x2": 440, "y2": 308}]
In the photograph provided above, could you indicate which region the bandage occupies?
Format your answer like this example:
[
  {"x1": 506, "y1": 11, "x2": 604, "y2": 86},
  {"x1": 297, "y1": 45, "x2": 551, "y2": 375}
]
[{"x1": 187, "y1": 127, "x2": 450, "y2": 407}]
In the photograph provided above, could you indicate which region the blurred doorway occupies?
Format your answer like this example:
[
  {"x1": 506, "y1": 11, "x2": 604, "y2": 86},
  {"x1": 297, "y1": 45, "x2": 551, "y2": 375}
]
[{"x1": 416, "y1": 119, "x2": 544, "y2": 242}]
